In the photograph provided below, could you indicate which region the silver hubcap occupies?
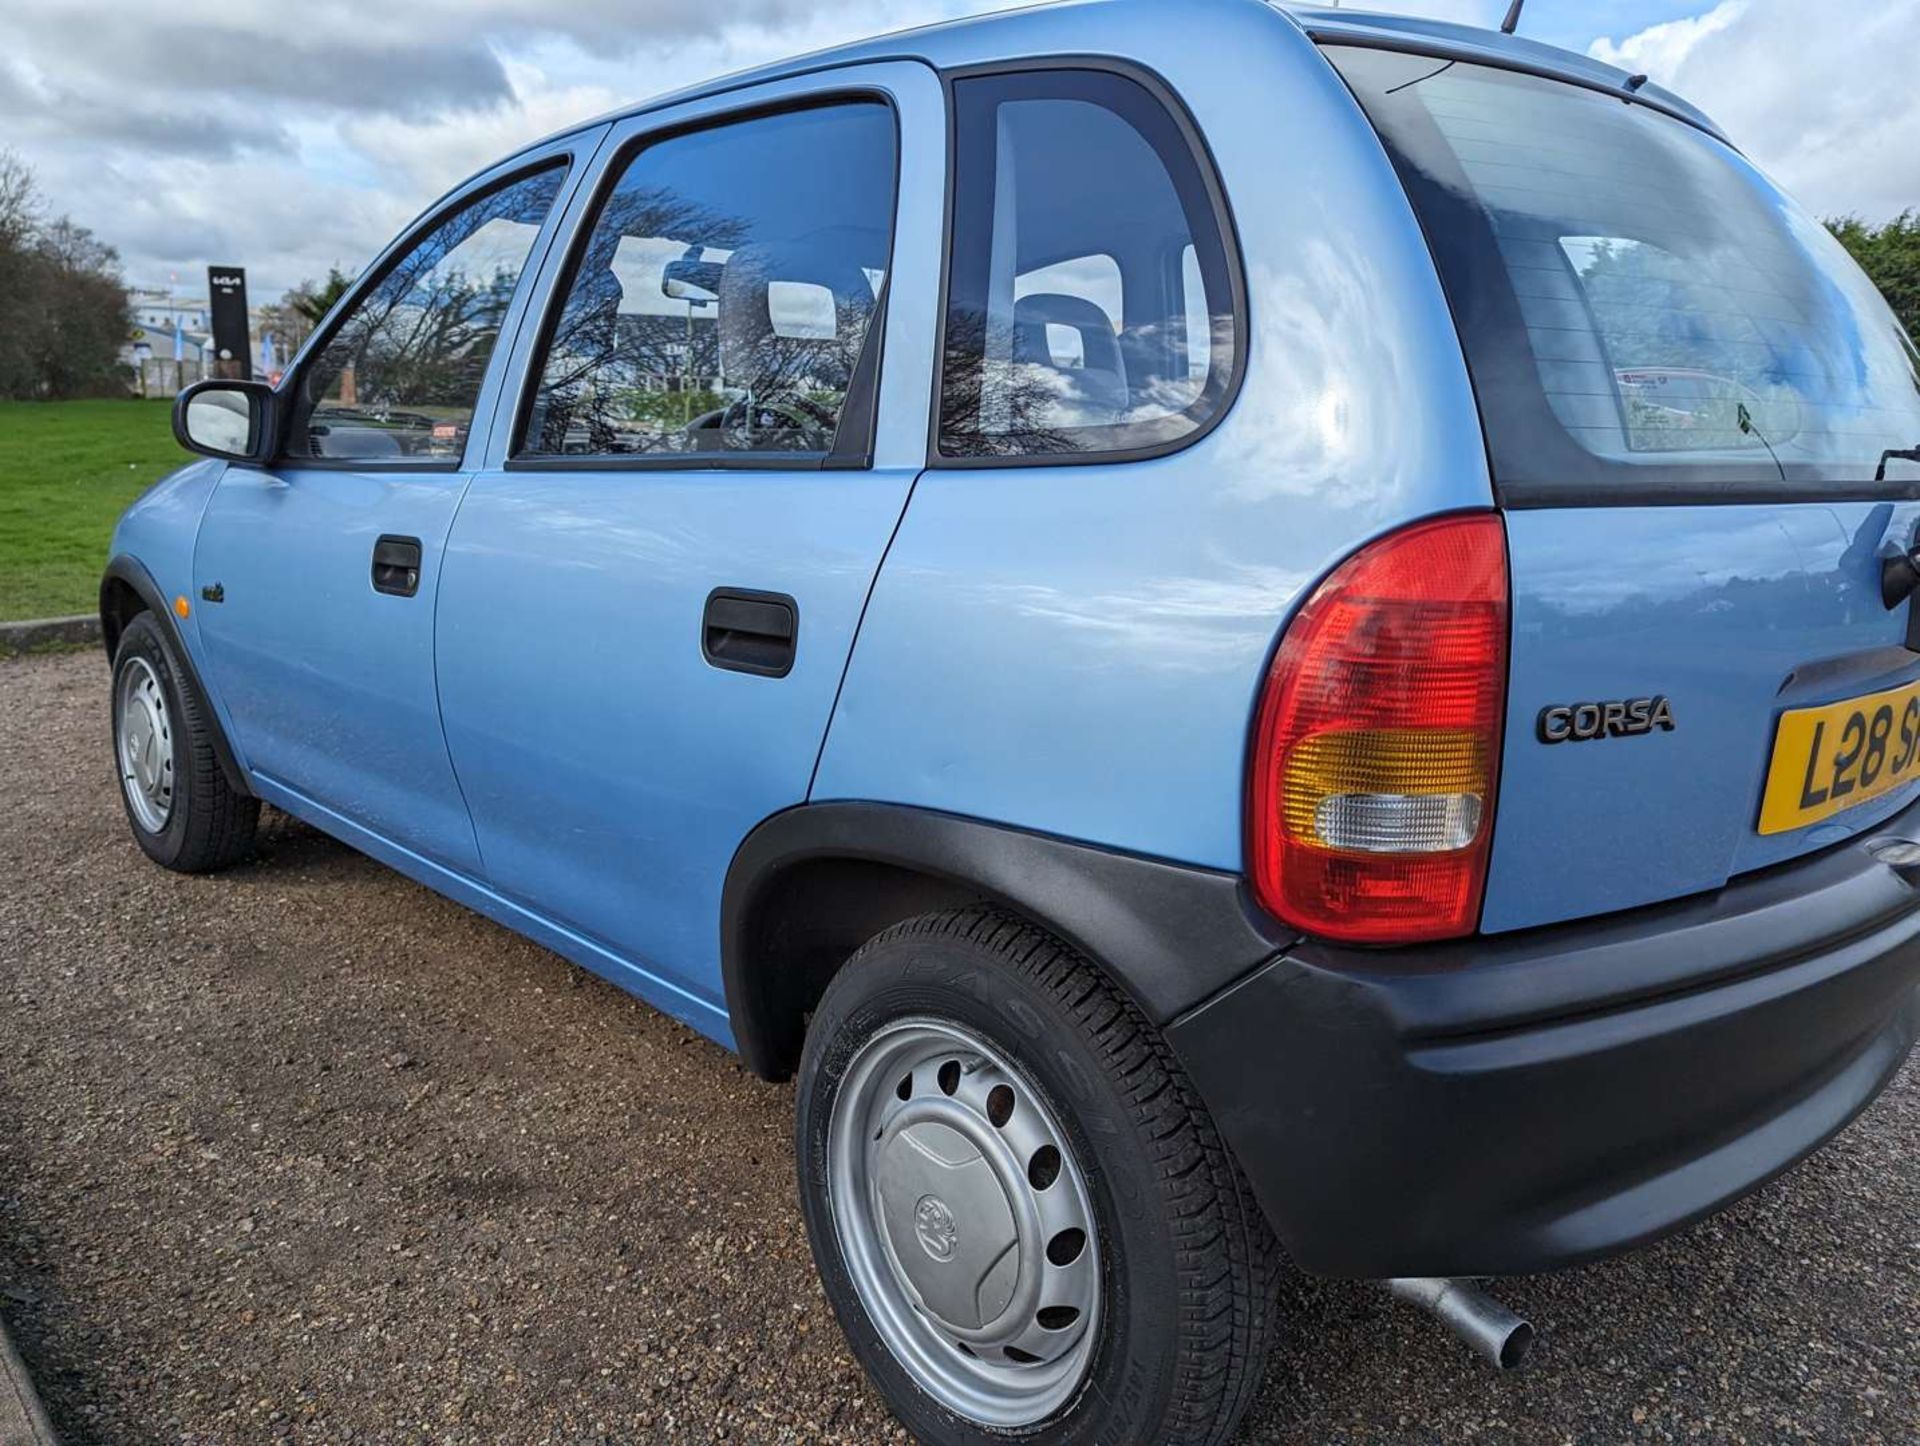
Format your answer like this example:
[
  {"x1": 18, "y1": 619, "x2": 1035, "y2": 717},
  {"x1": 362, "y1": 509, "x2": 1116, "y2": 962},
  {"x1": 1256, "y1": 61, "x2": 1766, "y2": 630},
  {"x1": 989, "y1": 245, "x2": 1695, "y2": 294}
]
[
  {"x1": 828, "y1": 1019, "x2": 1101, "y2": 1428},
  {"x1": 116, "y1": 656, "x2": 174, "y2": 833}
]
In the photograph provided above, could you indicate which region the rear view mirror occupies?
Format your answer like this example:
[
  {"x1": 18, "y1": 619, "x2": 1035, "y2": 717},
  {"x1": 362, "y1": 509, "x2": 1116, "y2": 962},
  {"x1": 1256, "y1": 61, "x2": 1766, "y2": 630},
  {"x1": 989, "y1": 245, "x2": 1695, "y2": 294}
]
[
  {"x1": 173, "y1": 379, "x2": 276, "y2": 463},
  {"x1": 662, "y1": 254, "x2": 724, "y2": 303}
]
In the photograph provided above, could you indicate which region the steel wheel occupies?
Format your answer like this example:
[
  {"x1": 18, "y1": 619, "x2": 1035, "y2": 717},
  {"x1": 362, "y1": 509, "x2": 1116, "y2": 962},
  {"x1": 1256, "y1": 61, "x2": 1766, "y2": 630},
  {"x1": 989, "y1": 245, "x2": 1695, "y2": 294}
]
[
  {"x1": 827, "y1": 1017, "x2": 1102, "y2": 1428},
  {"x1": 115, "y1": 655, "x2": 175, "y2": 834}
]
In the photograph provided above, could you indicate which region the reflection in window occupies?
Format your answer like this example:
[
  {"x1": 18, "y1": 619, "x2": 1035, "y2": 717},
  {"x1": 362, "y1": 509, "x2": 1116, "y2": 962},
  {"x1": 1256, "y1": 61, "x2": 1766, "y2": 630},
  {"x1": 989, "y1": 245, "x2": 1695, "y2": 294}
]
[
  {"x1": 1560, "y1": 236, "x2": 1803, "y2": 453},
  {"x1": 1330, "y1": 48, "x2": 1920, "y2": 491},
  {"x1": 1181, "y1": 244, "x2": 1211, "y2": 381},
  {"x1": 938, "y1": 70, "x2": 1237, "y2": 459},
  {"x1": 1015, "y1": 253, "x2": 1123, "y2": 331},
  {"x1": 292, "y1": 166, "x2": 564, "y2": 462},
  {"x1": 521, "y1": 103, "x2": 896, "y2": 458}
]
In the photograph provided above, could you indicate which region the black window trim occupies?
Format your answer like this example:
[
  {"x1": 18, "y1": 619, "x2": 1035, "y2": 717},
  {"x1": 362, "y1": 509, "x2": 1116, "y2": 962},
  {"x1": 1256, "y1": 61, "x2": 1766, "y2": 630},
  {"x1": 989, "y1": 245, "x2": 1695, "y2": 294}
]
[
  {"x1": 926, "y1": 55, "x2": 1249, "y2": 471},
  {"x1": 504, "y1": 88, "x2": 904, "y2": 475},
  {"x1": 269, "y1": 151, "x2": 579, "y2": 475}
]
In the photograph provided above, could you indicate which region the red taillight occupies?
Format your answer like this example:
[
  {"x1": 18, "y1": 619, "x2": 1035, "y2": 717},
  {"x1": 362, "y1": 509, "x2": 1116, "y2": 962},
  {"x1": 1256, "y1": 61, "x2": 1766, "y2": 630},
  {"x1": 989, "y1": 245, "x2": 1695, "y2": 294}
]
[{"x1": 1249, "y1": 514, "x2": 1509, "y2": 945}]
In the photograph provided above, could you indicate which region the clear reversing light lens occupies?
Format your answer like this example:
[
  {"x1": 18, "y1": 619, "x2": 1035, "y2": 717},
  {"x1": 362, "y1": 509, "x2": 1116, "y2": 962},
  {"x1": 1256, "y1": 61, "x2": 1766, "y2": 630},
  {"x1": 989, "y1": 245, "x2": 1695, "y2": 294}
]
[{"x1": 1313, "y1": 791, "x2": 1484, "y2": 854}]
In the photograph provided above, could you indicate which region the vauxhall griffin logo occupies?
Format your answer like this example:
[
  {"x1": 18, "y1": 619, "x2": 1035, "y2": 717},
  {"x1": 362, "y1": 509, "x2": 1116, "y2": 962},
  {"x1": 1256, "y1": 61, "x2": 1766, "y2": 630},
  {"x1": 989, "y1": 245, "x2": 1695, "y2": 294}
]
[{"x1": 914, "y1": 1195, "x2": 959, "y2": 1262}]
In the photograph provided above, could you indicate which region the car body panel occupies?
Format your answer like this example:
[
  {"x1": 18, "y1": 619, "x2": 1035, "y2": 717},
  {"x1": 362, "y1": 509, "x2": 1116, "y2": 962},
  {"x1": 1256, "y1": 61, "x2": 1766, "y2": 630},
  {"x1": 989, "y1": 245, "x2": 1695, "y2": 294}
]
[
  {"x1": 1488, "y1": 503, "x2": 1920, "y2": 931},
  {"x1": 108, "y1": 459, "x2": 226, "y2": 616},
  {"x1": 105, "y1": 460, "x2": 252, "y2": 772},
  {"x1": 813, "y1": 0, "x2": 1492, "y2": 870},
  {"x1": 193, "y1": 467, "x2": 487, "y2": 871},
  {"x1": 437, "y1": 61, "x2": 945, "y2": 1018},
  {"x1": 186, "y1": 132, "x2": 595, "y2": 877}
]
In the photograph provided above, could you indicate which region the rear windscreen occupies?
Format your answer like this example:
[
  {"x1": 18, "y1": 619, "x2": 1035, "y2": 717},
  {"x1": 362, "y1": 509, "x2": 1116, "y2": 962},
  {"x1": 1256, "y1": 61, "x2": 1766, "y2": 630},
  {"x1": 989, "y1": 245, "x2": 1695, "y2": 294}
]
[{"x1": 1328, "y1": 46, "x2": 1920, "y2": 502}]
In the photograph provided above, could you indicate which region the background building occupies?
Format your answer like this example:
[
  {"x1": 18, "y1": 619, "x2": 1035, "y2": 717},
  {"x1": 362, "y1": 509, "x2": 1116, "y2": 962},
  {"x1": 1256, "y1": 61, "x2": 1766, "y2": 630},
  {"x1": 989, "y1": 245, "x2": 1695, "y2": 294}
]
[
  {"x1": 123, "y1": 285, "x2": 211, "y2": 393},
  {"x1": 122, "y1": 283, "x2": 287, "y2": 393}
]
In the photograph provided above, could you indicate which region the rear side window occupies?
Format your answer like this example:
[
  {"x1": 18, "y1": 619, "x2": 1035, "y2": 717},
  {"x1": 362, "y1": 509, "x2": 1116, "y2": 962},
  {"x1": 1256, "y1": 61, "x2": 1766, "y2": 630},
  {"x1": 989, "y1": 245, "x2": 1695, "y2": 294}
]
[
  {"x1": 936, "y1": 68, "x2": 1239, "y2": 461},
  {"x1": 1329, "y1": 47, "x2": 1920, "y2": 500},
  {"x1": 290, "y1": 164, "x2": 565, "y2": 463},
  {"x1": 520, "y1": 102, "x2": 896, "y2": 460}
]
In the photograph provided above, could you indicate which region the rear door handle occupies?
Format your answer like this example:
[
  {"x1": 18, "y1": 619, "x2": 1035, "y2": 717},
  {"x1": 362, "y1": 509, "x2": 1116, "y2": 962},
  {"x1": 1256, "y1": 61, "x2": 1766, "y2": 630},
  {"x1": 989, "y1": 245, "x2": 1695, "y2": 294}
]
[
  {"x1": 703, "y1": 588, "x2": 797, "y2": 677},
  {"x1": 372, "y1": 535, "x2": 422, "y2": 597}
]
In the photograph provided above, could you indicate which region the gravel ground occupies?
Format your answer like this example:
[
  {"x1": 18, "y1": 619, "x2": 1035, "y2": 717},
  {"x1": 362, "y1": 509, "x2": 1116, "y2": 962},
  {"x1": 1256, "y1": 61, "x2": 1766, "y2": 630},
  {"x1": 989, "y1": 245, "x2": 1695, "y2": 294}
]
[{"x1": 1, "y1": 647, "x2": 1916, "y2": 1444}]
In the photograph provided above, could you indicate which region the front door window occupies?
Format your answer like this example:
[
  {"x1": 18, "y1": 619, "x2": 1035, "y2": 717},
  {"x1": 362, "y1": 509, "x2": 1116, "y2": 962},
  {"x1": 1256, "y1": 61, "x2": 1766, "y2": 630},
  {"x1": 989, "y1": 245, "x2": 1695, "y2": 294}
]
[{"x1": 289, "y1": 165, "x2": 566, "y2": 463}]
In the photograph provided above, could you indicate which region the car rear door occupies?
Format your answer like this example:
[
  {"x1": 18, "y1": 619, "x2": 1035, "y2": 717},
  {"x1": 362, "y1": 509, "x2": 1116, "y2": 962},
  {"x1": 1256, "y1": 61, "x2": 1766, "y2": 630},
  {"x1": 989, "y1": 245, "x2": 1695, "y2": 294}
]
[
  {"x1": 1328, "y1": 46, "x2": 1920, "y2": 932},
  {"x1": 433, "y1": 63, "x2": 944, "y2": 1034}
]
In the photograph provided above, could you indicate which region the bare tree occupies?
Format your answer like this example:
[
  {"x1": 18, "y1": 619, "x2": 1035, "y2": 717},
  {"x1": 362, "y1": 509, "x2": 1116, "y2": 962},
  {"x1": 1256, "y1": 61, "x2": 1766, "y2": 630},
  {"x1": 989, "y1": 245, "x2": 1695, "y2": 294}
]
[
  {"x1": 0, "y1": 150, "x2": 129, "y2": 399},
  {"x1": 936, "y1": 305, "x2": 1081, "y2": 457},
  {"x1": 0, "y1": 149, "x2": 40, "y2": 250}
]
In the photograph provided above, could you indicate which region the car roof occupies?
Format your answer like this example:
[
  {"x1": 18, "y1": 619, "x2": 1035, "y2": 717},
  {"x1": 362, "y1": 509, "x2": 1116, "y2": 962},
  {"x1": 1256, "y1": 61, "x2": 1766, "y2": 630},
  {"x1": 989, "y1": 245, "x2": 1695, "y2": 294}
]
[{"x1": 507, "y1": 0, "x2": 1726, "y2": 166}]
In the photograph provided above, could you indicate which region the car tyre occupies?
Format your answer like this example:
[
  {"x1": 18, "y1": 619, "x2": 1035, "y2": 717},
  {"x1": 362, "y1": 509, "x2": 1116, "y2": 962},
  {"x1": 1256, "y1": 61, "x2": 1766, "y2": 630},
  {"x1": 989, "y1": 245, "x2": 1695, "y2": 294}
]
[
  {"x1": 111, "y1": 611, "x2": 259, "y2": 873},
  {"x1": 796, "y1": 906, "x2": 1278, "y2": 1446}
]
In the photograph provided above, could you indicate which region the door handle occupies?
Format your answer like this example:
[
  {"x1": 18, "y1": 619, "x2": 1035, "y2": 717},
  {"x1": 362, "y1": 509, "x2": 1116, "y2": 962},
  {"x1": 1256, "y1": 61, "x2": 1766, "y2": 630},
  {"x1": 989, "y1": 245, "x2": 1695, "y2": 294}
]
[
  {"x1": 372, "y1": 535, "x2": 422, "y2": 597},
  {"x1": 702, "y1": 589, "x2": 797, "y2": 677}
]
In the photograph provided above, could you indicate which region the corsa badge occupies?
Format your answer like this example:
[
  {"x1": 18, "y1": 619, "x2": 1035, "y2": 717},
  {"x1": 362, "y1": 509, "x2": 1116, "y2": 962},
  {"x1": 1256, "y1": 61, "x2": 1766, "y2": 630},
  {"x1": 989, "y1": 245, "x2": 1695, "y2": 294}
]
[{"x1": 1537, "y1": 696, "x2": 1676, "y2": 744}]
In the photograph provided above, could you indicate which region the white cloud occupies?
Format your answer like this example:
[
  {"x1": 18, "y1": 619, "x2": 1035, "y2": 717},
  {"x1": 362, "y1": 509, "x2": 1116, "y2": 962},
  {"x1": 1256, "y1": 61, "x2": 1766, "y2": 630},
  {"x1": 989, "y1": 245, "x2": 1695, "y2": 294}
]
[
  {"x1": 1592, "y1": 0, "x2": 1920, "y2": 223},
  {"x1": 0, "y1": 0, "x2": 990, "y2": 297},
  {"x1": 335, "y1": 58, "x2": 626, "y2": 198},
  {"x1": 1, "y1": 0, "x2": 1910, "y2": 303}
]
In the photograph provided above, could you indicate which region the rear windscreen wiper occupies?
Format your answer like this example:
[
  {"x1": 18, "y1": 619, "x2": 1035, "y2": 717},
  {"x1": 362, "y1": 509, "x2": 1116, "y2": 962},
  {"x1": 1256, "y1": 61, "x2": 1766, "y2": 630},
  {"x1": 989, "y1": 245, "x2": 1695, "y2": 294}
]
[{"x1": 1878, "y1": 447, "x2": 1920, "y2": 482}]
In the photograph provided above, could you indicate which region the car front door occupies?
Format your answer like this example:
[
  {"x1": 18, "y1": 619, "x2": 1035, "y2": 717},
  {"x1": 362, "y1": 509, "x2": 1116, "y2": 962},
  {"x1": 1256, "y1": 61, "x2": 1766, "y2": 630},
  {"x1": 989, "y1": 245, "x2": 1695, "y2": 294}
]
[
  {"x1": 192, "y1": 137, "x2": 598, "y2": 872},
  {"x1": 434, "y1": 63, "x2": 943, "y2": 1035}
]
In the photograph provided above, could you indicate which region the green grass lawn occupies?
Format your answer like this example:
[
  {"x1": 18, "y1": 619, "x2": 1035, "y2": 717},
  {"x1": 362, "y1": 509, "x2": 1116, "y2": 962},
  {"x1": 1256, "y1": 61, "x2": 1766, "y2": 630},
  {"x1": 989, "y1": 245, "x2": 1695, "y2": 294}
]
[{"x1": 0, "y1": 399, "x2": 189, "y2": 621}]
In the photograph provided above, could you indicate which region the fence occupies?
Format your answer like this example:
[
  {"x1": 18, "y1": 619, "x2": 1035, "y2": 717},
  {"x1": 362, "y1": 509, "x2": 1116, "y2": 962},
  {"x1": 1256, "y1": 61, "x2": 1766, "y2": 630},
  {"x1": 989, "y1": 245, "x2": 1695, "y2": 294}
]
[{"x1": 132, "y1": 357, "x2": 209, "y2": 398}]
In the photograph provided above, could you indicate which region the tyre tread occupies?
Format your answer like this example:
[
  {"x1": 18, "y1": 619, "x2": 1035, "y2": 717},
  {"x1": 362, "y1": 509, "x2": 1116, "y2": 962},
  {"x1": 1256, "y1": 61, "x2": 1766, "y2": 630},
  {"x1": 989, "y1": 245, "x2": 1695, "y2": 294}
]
[
  {"x1": 844, "y1": 906, "x2": 1278, "y2": 1446},
  {"x1": 115, "y1": 612, "x2": 258, "y2": 874}
]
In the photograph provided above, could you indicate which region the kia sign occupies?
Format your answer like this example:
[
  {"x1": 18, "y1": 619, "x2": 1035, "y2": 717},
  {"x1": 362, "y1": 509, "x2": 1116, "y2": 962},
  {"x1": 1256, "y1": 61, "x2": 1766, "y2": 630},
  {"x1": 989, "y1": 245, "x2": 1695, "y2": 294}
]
[{"x1": 208, "y1": 266, "x2": 251, "y2": 380}]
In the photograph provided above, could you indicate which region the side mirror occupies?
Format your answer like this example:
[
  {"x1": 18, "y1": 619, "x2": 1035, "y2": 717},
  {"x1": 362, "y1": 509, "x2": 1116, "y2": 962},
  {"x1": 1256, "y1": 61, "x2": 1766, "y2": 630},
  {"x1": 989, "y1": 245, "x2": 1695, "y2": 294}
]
[{"x1": 172, "y1": 379, "x2": 276, "y2": 463}]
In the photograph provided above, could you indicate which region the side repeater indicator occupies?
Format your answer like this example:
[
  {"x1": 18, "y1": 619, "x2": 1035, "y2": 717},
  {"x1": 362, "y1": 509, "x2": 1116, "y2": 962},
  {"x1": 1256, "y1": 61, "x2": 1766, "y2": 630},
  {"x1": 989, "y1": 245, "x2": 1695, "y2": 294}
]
[
  {"x1": 1538, "y1": 697, "x2": 1675, "y2": 745},
  {"x1": 173, "y1": 594, "x2": 191, "y2": 619}
]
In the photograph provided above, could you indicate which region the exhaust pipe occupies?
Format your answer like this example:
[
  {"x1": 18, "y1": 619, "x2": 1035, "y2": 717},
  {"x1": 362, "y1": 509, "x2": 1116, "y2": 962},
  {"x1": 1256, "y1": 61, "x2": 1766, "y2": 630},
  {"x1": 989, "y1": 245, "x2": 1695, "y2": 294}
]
[{"x1": 1385, "y1": 1277, "x2": 1534, "y2": 1370}]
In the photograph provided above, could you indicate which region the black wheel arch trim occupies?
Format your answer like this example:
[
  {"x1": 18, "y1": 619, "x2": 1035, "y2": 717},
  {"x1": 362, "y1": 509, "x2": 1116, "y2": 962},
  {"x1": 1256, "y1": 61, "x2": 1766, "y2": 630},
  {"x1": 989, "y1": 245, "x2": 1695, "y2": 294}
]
[
  {"x1": 100, "y1": 554, "x2": 253, "y2": 799},
  {"x1": 721, "y1": 801, "x2": 1290, "y2": 1080}
]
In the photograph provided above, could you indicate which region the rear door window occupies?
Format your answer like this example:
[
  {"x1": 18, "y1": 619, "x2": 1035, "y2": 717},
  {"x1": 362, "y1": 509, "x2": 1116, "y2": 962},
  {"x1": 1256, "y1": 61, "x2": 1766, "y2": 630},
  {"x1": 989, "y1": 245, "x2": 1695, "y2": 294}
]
[
  {"x1": 936, "y1": 67, "x2": 1240, "y2": 461},
  {"x1": 1327, "y1": 47, "x2": 1920, "y2": 501}
]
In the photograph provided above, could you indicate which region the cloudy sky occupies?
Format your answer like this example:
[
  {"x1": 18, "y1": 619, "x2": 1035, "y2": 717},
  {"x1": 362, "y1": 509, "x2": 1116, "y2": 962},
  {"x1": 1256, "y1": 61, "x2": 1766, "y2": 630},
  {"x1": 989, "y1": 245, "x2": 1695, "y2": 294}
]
[{"x1": 2, "y1": 0, "x2": 1914, "y2": 300}]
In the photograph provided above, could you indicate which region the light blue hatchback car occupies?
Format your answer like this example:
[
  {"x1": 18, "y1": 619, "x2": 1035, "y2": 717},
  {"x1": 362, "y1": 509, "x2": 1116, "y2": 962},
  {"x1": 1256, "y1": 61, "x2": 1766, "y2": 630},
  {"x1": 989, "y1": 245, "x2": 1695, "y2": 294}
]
[{"x1": 105, "y1": 2, "x2": 1920, "y2": 1440}]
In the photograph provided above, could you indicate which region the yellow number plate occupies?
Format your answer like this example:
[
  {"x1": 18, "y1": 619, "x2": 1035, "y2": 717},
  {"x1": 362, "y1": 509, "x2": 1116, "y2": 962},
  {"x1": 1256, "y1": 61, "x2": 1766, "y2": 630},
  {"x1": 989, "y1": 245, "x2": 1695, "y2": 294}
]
[{"x1": 1758, "y1": 680, "x2": 1920, "y2": 835}]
